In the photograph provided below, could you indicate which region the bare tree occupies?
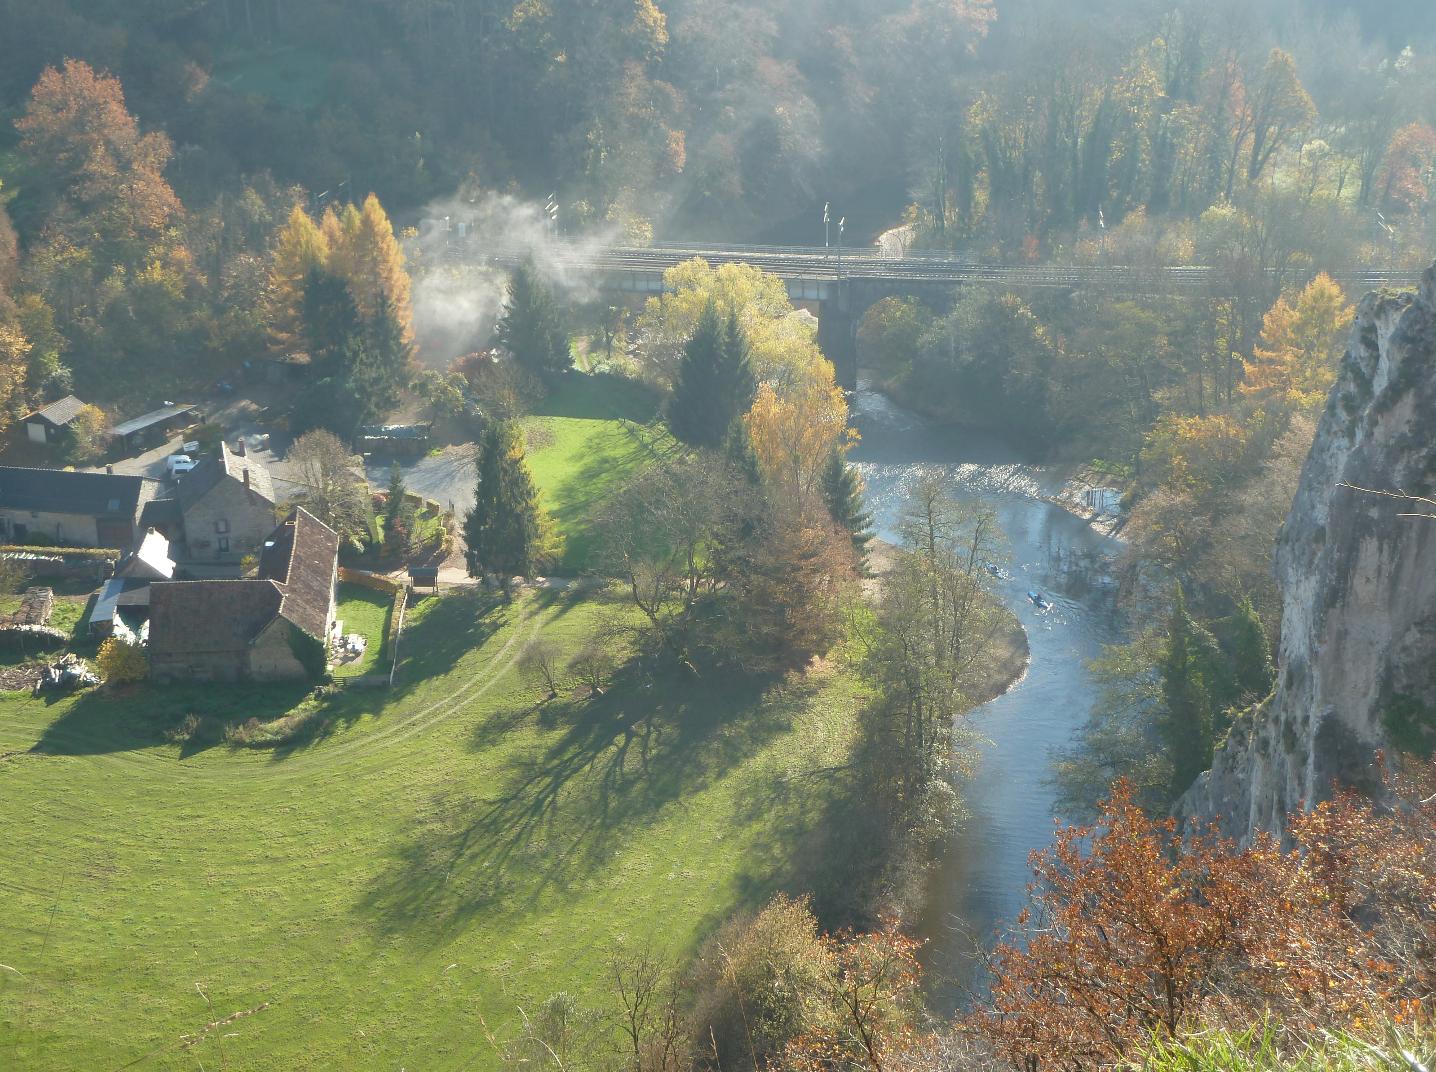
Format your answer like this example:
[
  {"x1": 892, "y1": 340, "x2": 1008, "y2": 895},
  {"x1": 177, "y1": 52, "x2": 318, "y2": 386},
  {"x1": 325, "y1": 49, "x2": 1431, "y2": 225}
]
[
  {"x1": 569, "y1": 638, "x2": 616, "y2": 697},
  {"x1": 519, "y1": 638, "x2": 563, "y2": 699},
  {"x1": 609, "y1": 943, "x2": 690, "y2": 1072},
  {"x1": 286, "y1": 429, "x2": 371, "y2": 542}
]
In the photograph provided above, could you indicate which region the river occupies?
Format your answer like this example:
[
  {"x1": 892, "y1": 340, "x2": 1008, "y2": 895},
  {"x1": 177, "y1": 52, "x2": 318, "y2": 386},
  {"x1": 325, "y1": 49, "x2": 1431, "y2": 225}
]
[{"x1": 847, "y1": 382, "x2": 1123, "y2": 1013}]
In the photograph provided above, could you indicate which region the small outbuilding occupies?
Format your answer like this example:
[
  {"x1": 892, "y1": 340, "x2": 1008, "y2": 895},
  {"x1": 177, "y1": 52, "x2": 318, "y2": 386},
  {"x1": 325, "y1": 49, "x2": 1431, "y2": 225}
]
[
  {"x1": 22, "y1": 395, "x2": 89, "y2": 445},
  {"x1": 108, "y1": 403, "x2": 198, "y2": 455}
]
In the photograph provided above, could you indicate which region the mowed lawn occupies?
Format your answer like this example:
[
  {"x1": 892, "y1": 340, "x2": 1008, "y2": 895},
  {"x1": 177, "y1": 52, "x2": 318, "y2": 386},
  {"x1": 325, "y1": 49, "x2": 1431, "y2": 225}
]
[
  {"x1": 0, "y1": 588, "x2": 860, "y2": 1070},
  {"x1": 522, "y1": 374, "x2": 678, "y2": 572}
]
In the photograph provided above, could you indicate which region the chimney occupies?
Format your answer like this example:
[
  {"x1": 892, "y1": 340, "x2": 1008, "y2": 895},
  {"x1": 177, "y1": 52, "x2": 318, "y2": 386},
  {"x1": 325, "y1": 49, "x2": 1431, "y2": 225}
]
[
  {"x1": 234, "y1": 438, "x2": 246, "y2": 457},
  {"x1": 105, "y1": 465, "x2": 113, "y2": 475},
  {"x1": 243, "y1": 469, "x2": 250, "y2": 489}
]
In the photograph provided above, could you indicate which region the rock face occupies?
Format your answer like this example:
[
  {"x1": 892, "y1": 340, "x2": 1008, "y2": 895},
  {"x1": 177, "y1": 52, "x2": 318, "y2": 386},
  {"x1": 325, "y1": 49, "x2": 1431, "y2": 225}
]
[{"x1": 1182, "y1": 265, "x2": 1436, "y2": 836}]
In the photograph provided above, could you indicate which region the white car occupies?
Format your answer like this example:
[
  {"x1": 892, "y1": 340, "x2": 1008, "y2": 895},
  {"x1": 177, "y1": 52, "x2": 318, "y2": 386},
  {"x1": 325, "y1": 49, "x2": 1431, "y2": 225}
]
[{"x1": 166, "y1": 454, "x2": 197, "y2": 478}]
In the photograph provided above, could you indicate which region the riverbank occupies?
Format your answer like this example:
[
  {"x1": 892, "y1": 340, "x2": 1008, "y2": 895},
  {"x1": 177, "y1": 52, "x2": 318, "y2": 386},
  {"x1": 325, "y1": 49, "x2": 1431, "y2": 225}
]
[{"x1": 866, "y1": 378, "x2": 1130, "y2": 538}]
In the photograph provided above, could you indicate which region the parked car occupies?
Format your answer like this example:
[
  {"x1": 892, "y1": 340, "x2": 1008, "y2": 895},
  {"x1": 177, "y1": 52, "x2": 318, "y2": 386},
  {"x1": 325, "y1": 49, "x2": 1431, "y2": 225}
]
[{"x1": 166, "y1": 454, "x2": 197, "y2": 478}]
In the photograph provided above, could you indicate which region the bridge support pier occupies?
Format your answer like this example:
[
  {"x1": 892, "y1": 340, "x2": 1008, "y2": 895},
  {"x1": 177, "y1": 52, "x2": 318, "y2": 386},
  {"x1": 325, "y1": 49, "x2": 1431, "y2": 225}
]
[{"x1": 817, "y1": 283, "x2": 859, "y2": 391}]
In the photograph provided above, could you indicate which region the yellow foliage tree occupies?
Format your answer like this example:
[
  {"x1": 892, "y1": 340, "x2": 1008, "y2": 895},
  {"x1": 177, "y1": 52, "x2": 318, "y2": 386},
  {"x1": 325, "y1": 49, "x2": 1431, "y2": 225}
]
[
  {"x1": 1242, "y1": 273, "x2": 1353, "y2": 413},
  {"x1": 0, "y1": 323, "x2": 31, "y2": 438},
  {"x1": 746, "y1": 379, "x2": 853, "y2": 501},
  {"x1": 1140, "y1": 413, "x2": 1255, "y2": 495},
  {"x1": 346, "y1": 194, "x2": 413, "y2": 341},
  {"x1": 265, "y1": 204, "x2": 329, "y2": 350}
]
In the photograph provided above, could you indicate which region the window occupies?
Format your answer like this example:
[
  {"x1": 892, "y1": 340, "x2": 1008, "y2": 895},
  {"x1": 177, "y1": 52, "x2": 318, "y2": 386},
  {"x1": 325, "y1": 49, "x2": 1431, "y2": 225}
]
[
  {"x1": 215, "y1": 519, "x2": 230, "y2": 534},
  {"x1": 217, "y1": 537, "x2": 230, "y2": 554}
]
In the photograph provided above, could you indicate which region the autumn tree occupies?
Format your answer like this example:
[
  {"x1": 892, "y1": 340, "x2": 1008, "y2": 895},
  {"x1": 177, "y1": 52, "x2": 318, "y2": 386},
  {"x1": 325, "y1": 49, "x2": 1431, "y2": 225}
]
[
  {"x1": 496, "y1": 259, "x2": 570, "y2": 384},
  {"x1": 0, "y1": 324, "x2": 30, "y2": 438},
  {"x1": 15, "y1": 59, "x2": 181, "y2": 263},
  {"x1": 975, "y1": 776, "x2": 1436, "y2": 1069},
  {"x1": 1377, "y1": 122, "x2": 1436, "y2": 214},
  {"x1": 266, "y1": 204, "x2": 330, "y2": 350},
  {"x1": 1241, "y1": 49, "x2": 1316, "y2": 186},
  {"x1": 343, "y1": 193, "x2": 414, "y2": 340},
  {"x1": 746, "y1": 379, "x2": 852, "y2": 503},
  {"x1": 1242, "y1": 274, "x2": 1353, "y2": 414}
]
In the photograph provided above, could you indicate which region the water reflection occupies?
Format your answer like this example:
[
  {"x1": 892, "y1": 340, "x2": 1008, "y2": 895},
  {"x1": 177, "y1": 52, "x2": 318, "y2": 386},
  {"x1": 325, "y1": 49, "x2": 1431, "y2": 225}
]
[{"x1": 848, "y1": 383, "x2": 1122, "y2": 1013}]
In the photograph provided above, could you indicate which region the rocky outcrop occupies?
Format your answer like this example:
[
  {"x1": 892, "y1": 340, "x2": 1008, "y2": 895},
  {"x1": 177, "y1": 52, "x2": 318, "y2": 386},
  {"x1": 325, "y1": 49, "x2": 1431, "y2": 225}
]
[{"x1": 1182, "y1": 265, "x2": 1436, "y2": 837}]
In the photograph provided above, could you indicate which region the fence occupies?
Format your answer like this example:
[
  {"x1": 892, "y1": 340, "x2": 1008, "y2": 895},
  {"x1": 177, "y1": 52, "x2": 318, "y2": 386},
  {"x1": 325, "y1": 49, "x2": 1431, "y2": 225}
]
[{"x1": 336, "y1": 567, "x2": 409, "y2": 684}]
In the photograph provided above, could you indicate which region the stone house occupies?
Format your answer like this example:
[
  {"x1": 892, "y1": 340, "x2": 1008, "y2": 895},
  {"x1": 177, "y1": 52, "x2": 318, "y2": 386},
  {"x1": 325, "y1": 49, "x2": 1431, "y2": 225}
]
[
  {"x1": 172, "y1": 443, "x2": 278, "y2": 566},
  {"x1": 147, "y1": 508, "x2": 340, "y2": 683},
  {"x1": 0, "y1": 466, "x2": 162, "y2": 547}
]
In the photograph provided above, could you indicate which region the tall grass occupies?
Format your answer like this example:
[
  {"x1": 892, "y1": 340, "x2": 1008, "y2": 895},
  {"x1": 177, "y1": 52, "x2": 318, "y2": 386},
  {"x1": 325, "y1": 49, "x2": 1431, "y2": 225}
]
[{"x1": 1137, "y1": 1023, "x2": 1433, "y2": 1071}]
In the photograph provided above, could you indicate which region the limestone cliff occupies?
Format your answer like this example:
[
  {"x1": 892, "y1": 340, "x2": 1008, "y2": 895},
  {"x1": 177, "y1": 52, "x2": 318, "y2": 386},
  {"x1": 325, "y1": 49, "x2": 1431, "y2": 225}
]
[{"x1": 1182, "y1": 265, "x2": 1436, "y2": 836}]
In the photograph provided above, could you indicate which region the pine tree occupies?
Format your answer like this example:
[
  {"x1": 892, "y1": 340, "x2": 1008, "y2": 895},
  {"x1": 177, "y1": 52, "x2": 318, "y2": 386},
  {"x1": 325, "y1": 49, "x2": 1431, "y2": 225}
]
[
  {"x1": 363, "y1": 293, "x2": 414, "y2": 403},
  {"x1": 495, "y1": 259, "x2": 570, "y2": 384},
  {"x1": 820, "y1": 449, "x2": 873, "y2": 569},
  {"x1": 301, "y1": 266, "x2": 360, "y2": 363},
  {"x1": 718, "y1": 309, "x2": 757, "y2": 420},
  {"x1": 1229, "y1": 595, "x2": 1275, "y2": 701},
  {"x1": 385, "y1": 463, "x2": 407, "y2": 526},
  {"x1": 464, "y1": 421, "x2": 542, "y2": 589},
  {"x1": 667, "y1": 300, "x2": 725, "y2": 446},
  {"x1": 669, "y1": 305, "x2": 757, "y2": 449},
  {"x1": 1160, "y1": 584, "x2": 1221, "y2": 797}
]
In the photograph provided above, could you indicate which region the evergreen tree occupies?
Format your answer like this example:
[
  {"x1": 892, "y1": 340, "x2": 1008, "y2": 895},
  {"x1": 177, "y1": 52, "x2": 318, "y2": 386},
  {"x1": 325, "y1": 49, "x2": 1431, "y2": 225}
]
[
  {"x1": 464, "y1": 421, "x2": 541, "y2": 589},
  {"x1": 820, "y1": 449, "x2": 873, "y2": 569},
  {"x1": 362, "y1": 293, "x2": 414, "y2": 402},
  {"x1": 723, "y1": 418, "x2": 763, "y2": 488},
  {"x1": 1229, "y1": 595, "x2": 1275, "y2": 701},
  {"x1": 668, "y1": 301, "x2": 725, "y2": 446},
  {"x1": 385, "y1": 463, "x2": 407, "y2": 526},
  {"x1": 301, "y1": 266, "x2": 360, "y2": 363},
  {"x1": 1160, "y1": 584, "x2": 1223, "y2": 797},
  {"x1": 668, "y1": 304, "x2": 757, "y2": 449},
  {"x1": 495, "y1": 259, "x2": 570, "y2": 384}
]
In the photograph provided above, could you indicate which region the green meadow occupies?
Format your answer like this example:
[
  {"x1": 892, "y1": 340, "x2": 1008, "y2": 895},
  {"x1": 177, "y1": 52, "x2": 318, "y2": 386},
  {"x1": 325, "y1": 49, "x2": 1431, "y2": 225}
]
[{"x1": 0, "y1": 588, "x2": 860, "y2": 1070}]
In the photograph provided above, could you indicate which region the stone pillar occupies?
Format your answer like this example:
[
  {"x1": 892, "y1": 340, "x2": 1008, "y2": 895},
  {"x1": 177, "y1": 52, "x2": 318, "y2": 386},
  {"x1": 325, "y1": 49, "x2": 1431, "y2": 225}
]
[{"x1": 817, "y1": 281, "x2": 859, "y2": 391}]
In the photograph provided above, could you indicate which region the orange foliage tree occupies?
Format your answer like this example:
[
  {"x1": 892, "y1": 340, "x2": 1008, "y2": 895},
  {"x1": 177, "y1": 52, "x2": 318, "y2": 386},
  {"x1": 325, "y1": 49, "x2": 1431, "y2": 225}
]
[
  {"x1": 972, "y1": 776, "x2": 1436, "y2": 1069},
  {"x1": 1242, "y1": 273, "x2": 1353, "y2": 414},
  {"x1": 15, "y1": 59, "x2": 181, "y2": 261},
  {"x1": 746, "y1": 379, "x2": 854, "y2": 502}
]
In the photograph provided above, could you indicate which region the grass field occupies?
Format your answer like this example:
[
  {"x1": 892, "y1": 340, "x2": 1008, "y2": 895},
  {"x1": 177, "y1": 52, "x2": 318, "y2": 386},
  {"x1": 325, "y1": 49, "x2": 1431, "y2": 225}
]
[
  {"x1": 522, "y1": 374, "x2": 677, "y2": 572},
  {"x1": 0, "y1": 587, "x2": 861, "y2": 1070},
  {"x1": 331, "y1": 583, "x2": 394, "y2": 678}
]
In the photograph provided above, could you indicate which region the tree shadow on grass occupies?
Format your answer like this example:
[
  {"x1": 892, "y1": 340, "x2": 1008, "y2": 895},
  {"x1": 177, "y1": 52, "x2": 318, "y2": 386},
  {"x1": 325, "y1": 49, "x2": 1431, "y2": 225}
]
[
  {"x1": 356, "y1": 660, "x2": 818, "y2": 945},
  {"x1": 529, "y1": 373, "x2": 660, "y2": 422},
  {"x1": 262, "y1": 588, "x2": 511, "y2": 759}
]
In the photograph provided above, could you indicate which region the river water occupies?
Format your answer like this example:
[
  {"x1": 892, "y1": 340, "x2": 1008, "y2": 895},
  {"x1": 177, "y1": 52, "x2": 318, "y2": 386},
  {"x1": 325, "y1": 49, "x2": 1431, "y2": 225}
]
[{"x1": 847, "y1": 383, "x2": 1123, "y2": 1013}]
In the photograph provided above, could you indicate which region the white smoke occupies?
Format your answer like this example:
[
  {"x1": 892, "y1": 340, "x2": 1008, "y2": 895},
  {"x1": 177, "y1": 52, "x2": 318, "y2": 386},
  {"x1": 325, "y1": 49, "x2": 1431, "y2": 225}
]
[{"x1": 407, "y1": 191, "x2": 623, "y2": 367}]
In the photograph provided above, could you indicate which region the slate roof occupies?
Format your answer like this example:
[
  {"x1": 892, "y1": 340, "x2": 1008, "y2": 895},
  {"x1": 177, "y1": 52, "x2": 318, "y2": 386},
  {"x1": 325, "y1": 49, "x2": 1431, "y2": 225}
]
[
  {"x1": 147, "y1": 508, "x2": 339, "y2": 659},
  {"x1": 26, "y1": 395, "x2": 87, "y2": 428},
  {"x1": 258, "y1": 508, "x2": 340, "y2": 641},
  {"x1": 0, "y1": 466, "x2": 151, "y2": 519},
  {"x1": 148, "y1": 580, "x2": 286, "y2": 657},
  {"x1": 175, "y1": 442, "x2": 275, "y2": 512}
]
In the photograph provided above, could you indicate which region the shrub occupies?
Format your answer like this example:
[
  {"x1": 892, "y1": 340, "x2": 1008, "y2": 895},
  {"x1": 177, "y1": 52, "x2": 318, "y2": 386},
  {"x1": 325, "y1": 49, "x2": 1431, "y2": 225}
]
[{"x1": 96, "y1": 638, "x2": 148, "y2": 683}]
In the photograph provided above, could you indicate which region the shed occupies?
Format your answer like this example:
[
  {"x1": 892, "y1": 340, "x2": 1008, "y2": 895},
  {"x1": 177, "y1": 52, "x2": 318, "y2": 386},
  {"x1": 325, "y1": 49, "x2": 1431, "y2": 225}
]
[
  {"x1": 23, "y1": 395, "x2": 89, "y2": 445},
  {"x1": 408, "y1": 565, "x2": 439, "y2": 589},
  {"x1": 109, "y1": 404, "x2": 198, "y2": 454}
]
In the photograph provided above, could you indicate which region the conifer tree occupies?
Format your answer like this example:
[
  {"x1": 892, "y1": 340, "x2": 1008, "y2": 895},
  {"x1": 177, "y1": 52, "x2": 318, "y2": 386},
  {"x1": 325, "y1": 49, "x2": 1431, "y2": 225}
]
[
  {"x1": 267, "y1": 205, "x2": 330, "y2": 349},
  {"x1": 1160, "y1": 584, "x2": 1223, "y2": 796},
  {"x1": 385, "y1": 463, "x2": 407, "y2": 526},
  {"x1": 347, "y1": 194, "x2": 413, "y2": 341},
  {"x1": 464, "y1": 421, "x2": 542, "y2": 589},
  {"x1": 667, "y1": 300, "x2": 725, "y2": 446},
  {"x1": 820, "y1": 449, "x2": 873, "y2": 569},
  {"x1": 669, "y1": 304, "x2": 757, "y2": 449},
  {"x1": 1229, "y1": 595, "x2": 1275, "y2": 701},
  {"x1": 495, "y1": 259, "x2": 570, "y2": 384}
]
